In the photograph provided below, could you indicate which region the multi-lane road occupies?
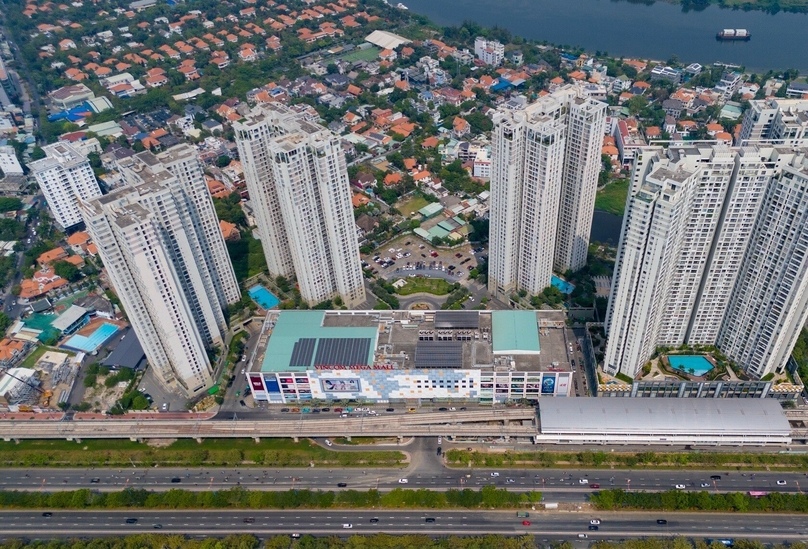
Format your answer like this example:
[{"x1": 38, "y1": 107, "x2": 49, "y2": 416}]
[
  {"x1": 1, "y1": 467, "x2": 805, "y2": 501},
  {"x1": 0, "y1": 510, "x2": 807, "y2": 540}
]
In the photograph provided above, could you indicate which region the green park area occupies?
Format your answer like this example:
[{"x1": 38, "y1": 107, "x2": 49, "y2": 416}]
[
  {"x1": 395, "y1": 277, "x2": 452, "y2": 296},
  {"x1": 595, "y1": 179, "x2": 629, "y2": 216},
  {"x1": 396, "y1": 195, "x2": 430, "y2": 217},
  {"x1": 0, "y1": 438, "x2": 405, "y2": 468}
]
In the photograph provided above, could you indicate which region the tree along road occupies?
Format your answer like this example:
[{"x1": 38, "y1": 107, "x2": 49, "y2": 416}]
[{"x1": 0, "y1": 510, "x2": 807, "y2": 540}]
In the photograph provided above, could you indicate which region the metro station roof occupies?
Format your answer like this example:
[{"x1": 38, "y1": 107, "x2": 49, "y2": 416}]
[{"x1": 539, "y1": 398, "x2": 790, "y2": 436}]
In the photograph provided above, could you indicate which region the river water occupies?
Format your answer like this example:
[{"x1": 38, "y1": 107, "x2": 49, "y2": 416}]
[{"x1": 403, "y1": 0, "x2": 808, "y2": 71}]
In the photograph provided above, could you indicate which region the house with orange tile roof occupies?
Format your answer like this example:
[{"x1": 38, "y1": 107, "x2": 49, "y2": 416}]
[
  {"x1": 266, "y1": 35, "x2": 282, "y2": 51},
  {"x1": 568, "y1": 70, "x2": 586, "y2": 81},
  {"x1": 58, "y1": 38, "x2": 76, "y2": 50},
  {"x1": 645, "y1": 126, "x2": 661, "y2": 140},
  {"x1": 65, "y1": 255, "x2": 85, "y2": 268},
  {"x1": 453, "y1": 116, "x2": 470, "y2": 138},
  {"x1": 0, "y1": 339, "x2": 29, "y2": 365},
  {"x1": 347, "y1": 84, "x2": 362, "y2": 96},
  {"x1": 421, "y1": 136, "x2": 439, "y2": 148},
  {"x1": 38, "y1": 247, "x2": 68, "y2": 265},
  {"x1": 66, "y1": 231, "x2": 91, "y2": 255},
  {"x1": 403, "y1": 158, "x2": 417, "y2": 172},
  {"x1": 715, "y1": 131, "x2": 733, "y2": 144},
  {"x1": 379, "y1": 48, "x2": 397, "y2": 62},
  {"x1": 352, "y1": 192, "x2": 370, "y2": 208},
  {"x1": 239, "y1": 46, "x2": 258, "y2": 61},
  {"x1": 20, "y1": 268, "x2": 68, "y2": 299},
  {"x1": 384, "y1": 172, "x2": 402, "y2": 186},
  {"x1": 677, "y1": 120, "x2": 698, "y2": 137},
  {"x1": 705, "y1": 123, "x2": 724, "y2": 136},
  {"x1": 624, "y1": 59, "x2": 647, "y2": 72},
  {"x1": 220, "y1": 220, "x2": 241, "y2": 241},
  {"x1": 64, "y1": 68, "x2": 87, "y2": 81}
]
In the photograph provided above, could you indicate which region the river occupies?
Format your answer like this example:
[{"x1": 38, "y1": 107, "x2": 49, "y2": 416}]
[{"x1": 403, "y1": 0, "x2": 808, "y2": 71}]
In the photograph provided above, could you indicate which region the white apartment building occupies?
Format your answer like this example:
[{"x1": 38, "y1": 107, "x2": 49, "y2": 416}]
[
  {"x1": 554, "y1": 96, "x2": 607, "y2": 272},
  {"x1": 718, "y1": 150, "x2": 808, "y2": 378},
  {"x1": 739, "y1": 98, "x2": 808, "y2": 145},
  {"x1": 29, "y1": 142, "x2": 102, "y2": 229},
  {"x1": 488, "y1": 87, "x2": 606, "y2": 301},
  {"x1": 604, "y1": 160, "x2": 695, "y2": 378},
  {"x1": 474, "y1": 37, "x2": 505, "y2": 66},
  {"x1": 605, "y1": 144, "x2": 808, "y2": 379},
  {"x1": 80, "y1": 146, "x2": 240, "y2": 398},
  {"x1": 235, "y1": 104, "x2": 366, "y2": 308},
  {"x1": 0, "y1": 145, "x2": 23, "y2": 176}
]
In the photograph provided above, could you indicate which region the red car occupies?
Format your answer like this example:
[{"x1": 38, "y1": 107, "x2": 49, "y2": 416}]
[
  {"x1": 522, "y1": 521, "x2": 531, "y2": 526},
  {"x1": 591, "y1": 483, "x2": 600, "y2": 489}
]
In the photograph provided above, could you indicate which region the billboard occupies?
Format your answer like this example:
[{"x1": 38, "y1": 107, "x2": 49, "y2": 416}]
[
  {"x1": 556, "y1": 373, "x2": 570, "y2": 396},
  {"x1": 321, "y1": 378, "x2": 360, "y2": 393},
  {"x1": 541, "y1": 373, "x2": 556, "y2": 394},
  {"x1": 249, "y1": 375, "x2": 265, "y2": 392}
]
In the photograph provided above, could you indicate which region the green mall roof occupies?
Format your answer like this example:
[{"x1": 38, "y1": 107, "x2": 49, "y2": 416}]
[
  {"x1": 260, "y1": 311, "x2": 378, "y2": 373},
  {"x1": 492, "y1": 311, "x2": 541, "y2": 354}
]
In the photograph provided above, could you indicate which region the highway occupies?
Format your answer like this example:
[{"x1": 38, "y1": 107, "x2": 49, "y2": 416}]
[
  {"x1": 1, "y1": 466, "x2": 806, "y2": 500},
  {"x1": 1, "y1": 510, "x2": 807, "y2": 540}
]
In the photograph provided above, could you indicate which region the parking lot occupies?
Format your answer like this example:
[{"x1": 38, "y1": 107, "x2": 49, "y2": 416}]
[{"x1": 363, "y1": 236, "x2": 486, "y2": 284}]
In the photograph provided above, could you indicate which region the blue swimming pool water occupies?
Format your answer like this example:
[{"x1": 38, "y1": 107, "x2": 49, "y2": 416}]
[
  {"x1": 551, "y1": 275, "x2": 575, "y2": 294},
  {"x1": 249, "y1": 285, "x2": 280, "y2": 309},
  {"x1": 64, "y1": 323, "x2": 120, "y2": 353},
  {"x1": 668, "y1": 355, "x2": 714, "y2": 376}
]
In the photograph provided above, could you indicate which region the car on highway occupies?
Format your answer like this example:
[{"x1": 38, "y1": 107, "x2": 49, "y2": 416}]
[
  {"x1": 578, "y1": 479, "x2": 589, "y2": 484},
  {"x1": 522, "y1": 521, "x2": 531, "y2": 526},
  {"x1": 590, "y1": 519, "x2": 601, "y2": 525},
  {"x1": 337, "y1": 483, "x2": 347, "y2": 487},
  {"x1": 280, "y1": 408, "x2": 290, "y2": 412},
  {"x1": 675, "y1": 484, "x2": 686, "y2": 489},
  {"x1": 425, "y1": 518, "x2": 436, "y2": 523},
  {"x1": 407, "y1": 407, "x2": 416, "y2": 413},
  {"x1": 700, "y1": 482, "x2": 711, "y2": 488},
  {"x1": 491, "y1": 472, "x2": 500, "y2": 477},
  {"x1": 343, "y1": 524, "x2": 353, "y2": 529},
  {"x1": 291, "y1": 534, "x2": 300, "y2": 539},
  {"x1": 126, "y1": 518, "x2": 138, "y2": 524},
  {"x1": 42, "y1": 512, "x2": 52, "y2": 518},
  {"x1": 578, "y1": 534, "x2": 588, "y2": 539},
  {"x1": 243, "y1": 518, "x2": 255, "y2": 523},
  {"x1": 506, "y1": 478, "x2": 515, "y2": 483},
  {"x1": 291, "y1": 408, "x2": 300, "y2": 412},
  {"x1": 777, "y1": 480, "x2": 787, "y2": 485},
  {"x1": 657, "y1": 519, "x2": 668, "y2": 525},
  {"x1": 711, "y1": 475, "x2": 721, "y2": 480},
  {"x1": 325, "y1": 439, "x2": 333, "y2": 447},
  {"x1": 588, "y1": 525, "x2": 599, "y2": 531},
  {"x1": 438, "y1": 407, "x2": 448, "y2": 411},
  {"x1": 437, "y1": 436, "x2": 442, "y2": 444},
  {"x1": 334, "y1": 408, "x2": 343, "y2": 413},
  {"x1": 90, "y1": 478, "x2": 100, "y2": 483},
  {"x1": 398, "y1": 478, "x2": 409, "y2": 483},
  {"x1": 171, "y1": 477, "x2": 181, "y2": 483},
  {"x1": 437, "y1": 447, "x2": 442, "y2": 455},
  {"x1": 386, "y1": 408, "x2": 395, "y2": 412},
  {"x1": 590, "y1": 483, "x2": 600, "y2": 489},
  {"x1": 153, "y1": 524, "x2": 162, "y2": 529},
  {"x1": 370, "y1": 518, "x2": 379, "y2": 523},
  {"x1": 321, "y1": 407, "x2": 330, "y2": 412}
]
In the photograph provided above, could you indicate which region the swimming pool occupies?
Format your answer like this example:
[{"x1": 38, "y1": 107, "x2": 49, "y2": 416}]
[
  {"x1": 551, "y1": 275, "x2": 575, "y2": 294},
  {"x1": 668, "y1": 355, "x2": 714, "y2": 376},
  {"x1": 248, "y1": 285, "x2": 280, "y2": 309},
  {"x1": 63, "y1": 323, "x2": 120, "y2": 353}
]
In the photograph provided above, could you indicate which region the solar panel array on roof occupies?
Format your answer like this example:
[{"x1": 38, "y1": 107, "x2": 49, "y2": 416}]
[
  {"x1": 415, "y1": 340, "x2": 463, "y2": 368},
  {"x1": 314, "y1": 337, "x2": 371, "y2": 367},
  {"x1": 434, "y1": 311, "x2": 480, "y2": 329},
  {"x1": 289, "y1": 338, "x2": 316, "y2": 367}
]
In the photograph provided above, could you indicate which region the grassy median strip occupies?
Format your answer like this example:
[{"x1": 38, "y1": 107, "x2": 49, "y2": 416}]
[
  {"x1": 0, "y1": 486, "x2": 542, "y2": 510},
  {"x1": 0, "y1": 534, "x2": 547, "y2": 549},
  {"x1": 592, "y1": 489, "x2": 808, "y2": 513},
  {"x1": 0, "y1": 439, "x2": 405, "y2": 468},
  {"x1": 445, "y1": 449, "x2": 808, "y2": 471}
]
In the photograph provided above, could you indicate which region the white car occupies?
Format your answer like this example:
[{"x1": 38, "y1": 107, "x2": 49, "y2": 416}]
[
  {"x1": 579, "y1": 479, "x2": 589, "y2": 484},
  {"x1": 675, "y1": 484, "x2": 686, "y2": 490},
  {"x1": 437, "y1": 436, "x2": 442, "y2": 444},
  {"x1": 324, "y1": 439, "x2": 333, "y2": 447},
  {"x1": 343, "y1": 524, "x2": 353, "y2": 529},
  {"x1": 398, "y1": 478, "x2": 408, "y2": 484},
  {"x1": 777, "y1": 480, "x2": 787, "y2": 486},
  {"x1": 590, "y1": 519, "x2": 601, "y2": 525},
  {"x1": 700, "y1": 482, "x2": 711, "y2": 488},
  {"x1": 491, "y1": 472, "x2": 499, "y2": 477},
  {"x1": 449, "y1": 407, "x2": 456, "y2": 411}
]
